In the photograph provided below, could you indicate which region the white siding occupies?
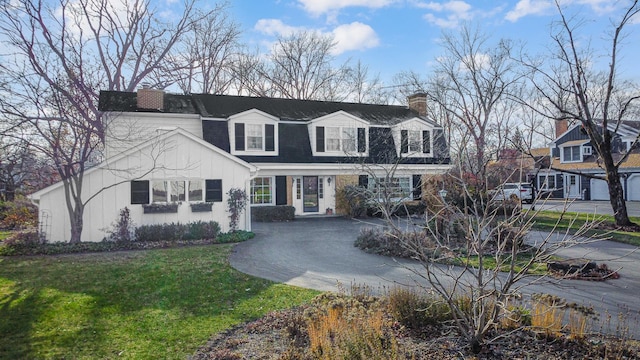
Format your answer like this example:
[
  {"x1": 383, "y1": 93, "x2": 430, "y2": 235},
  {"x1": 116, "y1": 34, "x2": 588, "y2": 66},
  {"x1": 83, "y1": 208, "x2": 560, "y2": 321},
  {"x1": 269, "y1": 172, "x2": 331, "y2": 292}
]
[
  {"x1": 104, "y1": 112, "x2": 203, "y2": 158},
  {"x1": 36, "y1": 131, "x2": 251, "y2": 242}
]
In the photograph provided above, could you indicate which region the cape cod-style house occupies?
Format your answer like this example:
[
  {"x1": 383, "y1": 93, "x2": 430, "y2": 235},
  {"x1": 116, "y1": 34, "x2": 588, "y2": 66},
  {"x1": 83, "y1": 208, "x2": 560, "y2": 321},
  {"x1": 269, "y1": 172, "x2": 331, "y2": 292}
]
[{"x1": 30, "y1": 90, "x2": 450, "y2": 242}]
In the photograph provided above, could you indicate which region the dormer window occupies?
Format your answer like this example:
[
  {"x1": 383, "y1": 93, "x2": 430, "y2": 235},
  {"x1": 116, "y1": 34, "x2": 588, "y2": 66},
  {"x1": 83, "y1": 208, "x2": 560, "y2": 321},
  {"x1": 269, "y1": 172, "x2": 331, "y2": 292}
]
[
  {"x1": 246, "y1": 124, "x2": 263, "y2": 150},
  {"x1": 562, "y1": 145, "x2": 581, "y2": 162},
  {"x1": 316, "y1": 126, "x2": 366, "y2": 154},
  {"x1": 400, "y1": 129, "x2": 431, "y2": 155}
]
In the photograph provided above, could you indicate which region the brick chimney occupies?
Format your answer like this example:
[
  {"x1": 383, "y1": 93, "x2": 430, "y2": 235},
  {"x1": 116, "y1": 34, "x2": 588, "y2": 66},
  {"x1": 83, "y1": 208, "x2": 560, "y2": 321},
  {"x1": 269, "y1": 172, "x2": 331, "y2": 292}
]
[
  {"x1": 555, "y1": 119, "x2": 568, "y2": 138},
  {"x1": 137, "y1": 86, "x2": 164, "y2": 110},
  {"x1": 408, "y1": 93, "x2": 427, "y2": 117}
]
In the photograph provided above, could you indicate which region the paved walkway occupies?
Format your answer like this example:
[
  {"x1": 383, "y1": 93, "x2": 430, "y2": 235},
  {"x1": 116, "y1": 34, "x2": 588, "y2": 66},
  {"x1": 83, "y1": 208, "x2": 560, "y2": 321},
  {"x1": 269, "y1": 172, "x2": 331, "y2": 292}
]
[{"x1": 230, "y1": 217, "x2": 640, "y2": 337}]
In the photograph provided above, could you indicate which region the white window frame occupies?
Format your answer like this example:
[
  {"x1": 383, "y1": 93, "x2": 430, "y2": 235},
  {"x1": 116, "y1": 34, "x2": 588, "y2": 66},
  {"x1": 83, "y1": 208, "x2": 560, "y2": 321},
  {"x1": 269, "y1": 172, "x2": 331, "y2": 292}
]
[
  {"x1": 561, "y1": 145, "x2": 582, "y2": 163},
  {"x1": 152, "y1": 180, "x2": 186, "y2": 203},
  {"x1": 324, "y1": 126, "x2": 359, "y2": 153},
  {"x1": 538, "y1": 174, "x2": 556, "y2": 191},
  {"x1": 368, "y1": 176, "x2": 412, "y2": 202},
  {"x1": 187, "y1": 180, "x2": 204, "y2": 202},
  {"x1": 246, "y1": 124, "x2": 264, "y2": 151},
  {"x1": 408, "y1": 130, "x2": 422, "y2": 153},
  {"x1": 250, "y1": 176, "x2": 274, "y2": 205}
]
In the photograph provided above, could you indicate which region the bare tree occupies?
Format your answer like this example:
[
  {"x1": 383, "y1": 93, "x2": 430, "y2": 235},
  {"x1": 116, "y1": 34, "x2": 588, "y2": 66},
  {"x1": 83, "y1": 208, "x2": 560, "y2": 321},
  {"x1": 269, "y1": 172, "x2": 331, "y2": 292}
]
[
  {"x1": 523, "y1": 0, "x2": 640, "y2": 227},
  {"x1": 236, "y1": 31, "x2": 350, "y2": 100},
  {"x1": 425, "y1": 25, "x2": 523, "y2": 192},
  {"x1": 345, "y1": 60, "x2": 390, "y2": 104},
  {"x1": 0, "y1": 0, "x2": 222, "y2": 242},
  {"x1": 165, "y1": 4, "x2": 241, "y2": 94}
]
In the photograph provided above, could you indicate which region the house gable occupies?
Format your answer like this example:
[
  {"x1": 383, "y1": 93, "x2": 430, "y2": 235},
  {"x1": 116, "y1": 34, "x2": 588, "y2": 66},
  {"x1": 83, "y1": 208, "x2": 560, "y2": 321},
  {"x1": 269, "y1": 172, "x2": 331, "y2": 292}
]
[
  {"x1": 309, "y1": 111, "x2": 370, "y2": 157},
  {"x1": 228, "y1": 109, "x2": 280, "y2": 156},
  {"x1": 391, "y1": 118, "x2": 437, "y2": 158}
]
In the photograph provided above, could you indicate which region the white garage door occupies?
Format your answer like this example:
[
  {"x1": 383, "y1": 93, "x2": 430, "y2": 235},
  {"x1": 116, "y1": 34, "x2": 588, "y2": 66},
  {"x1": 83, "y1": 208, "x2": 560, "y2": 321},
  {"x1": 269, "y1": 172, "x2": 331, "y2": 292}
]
[
  {"x1": 590, "y1": 177, "x2": 610, "y2": 201},
  {"x1": 628, "y1": 174, "x2": 640, "y2": 201}
]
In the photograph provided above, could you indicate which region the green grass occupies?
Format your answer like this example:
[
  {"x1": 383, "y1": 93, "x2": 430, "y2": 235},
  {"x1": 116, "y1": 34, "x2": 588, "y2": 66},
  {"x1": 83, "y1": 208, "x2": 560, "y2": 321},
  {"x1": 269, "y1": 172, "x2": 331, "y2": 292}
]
[
  {"x1": 0, "y1": 231, "x2": 10, "y2": 241},
  {"x1": 454, "y1": 253, "x2": 550, "y2": 275},
  {"x1": 529, "y1": 210, "x2": 640, "y2": 246},
  {"x1": 0, "y1": 245, "x2": 320, "y2": 359}
]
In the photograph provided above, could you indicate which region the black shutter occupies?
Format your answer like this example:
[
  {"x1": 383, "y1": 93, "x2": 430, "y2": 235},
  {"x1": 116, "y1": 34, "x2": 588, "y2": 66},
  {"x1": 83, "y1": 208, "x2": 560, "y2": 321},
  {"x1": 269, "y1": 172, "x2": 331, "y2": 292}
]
[
  {"x1": 205, "y1": 179, "x2": 223, "y2": 202},
  {"x1": 275, "y1": 176, "x2": 287, "y2": 205},
  {"x1": 422, "y1": 130, "x2": 431, "y2": 153},
  {"x1": 316, "y1": 126, "x2": 325, "y2": 152},
  {"x1": 235, "y1": 123, "x2": 245, "y2": 151},
  {"x1": 131, "y1": 180, "x2": 149, "y2": 204},
  {"x1": 400, "y1": 130, "x2": 408, "y2": 154},
  {"x1": 358, "y1": 175, "x2": 368, "y2": 188},
  {"x1": 265, "y1": 124, "x2": 275, "y2": 151},
  {"x1": 357, "y1": 128, "x2": 366, "y2": 153},
  {"x1": 412, "y1": 175, "x2": 422, "y2": 200}
]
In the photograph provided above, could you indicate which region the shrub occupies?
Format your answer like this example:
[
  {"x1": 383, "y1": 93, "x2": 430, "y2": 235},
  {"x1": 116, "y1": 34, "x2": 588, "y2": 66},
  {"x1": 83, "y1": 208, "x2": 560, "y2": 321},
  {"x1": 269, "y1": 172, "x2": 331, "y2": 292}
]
[
  {"x1": 104, "y1": 207, "x2": 135, "y2": 242},
  {"x1": 387, "y1": 287, "x2": 453, "y2": 329},
  {"x1": 0, "y1": 228, "x2": 43, "y2": 255},
  {"x1": 251, "y1": 205, "x2": 295, "y2": 222},
  {"x1": 227, "y1": 188, "x2": 248, "y2": 231},
  {"x1": 335, "y1": 185, "x2": 368, "y2": 218},
  {"x1": 305, "y1": 293, "x2": 398, "y2": 360},
  {"x1": 216, "y1": 230, "x2": 254, "y2": 243},
  {"x1": 135, "y1": 221, "x2": 220, "y2": 242},
  {"x1": 0, "y1": 199, "x2": 38, "y2": 230},
  {"x1": 354, "y1": 227, "x2": 438, "y2": 259}
]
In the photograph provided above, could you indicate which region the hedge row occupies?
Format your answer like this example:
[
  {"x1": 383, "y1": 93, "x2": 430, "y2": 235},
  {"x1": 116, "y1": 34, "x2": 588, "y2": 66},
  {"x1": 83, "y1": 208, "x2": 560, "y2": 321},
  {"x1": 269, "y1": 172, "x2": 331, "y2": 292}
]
[{"x1": 251, "y1": 205, "x2": 295, "y2": 222}]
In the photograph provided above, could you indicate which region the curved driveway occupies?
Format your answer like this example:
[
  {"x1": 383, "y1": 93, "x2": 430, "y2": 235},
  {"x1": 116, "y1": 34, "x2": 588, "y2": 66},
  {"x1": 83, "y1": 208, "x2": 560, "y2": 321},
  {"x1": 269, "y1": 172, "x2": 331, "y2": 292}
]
[{"x1": 230, "y1": 217, "x2": 640, "y2": 337}]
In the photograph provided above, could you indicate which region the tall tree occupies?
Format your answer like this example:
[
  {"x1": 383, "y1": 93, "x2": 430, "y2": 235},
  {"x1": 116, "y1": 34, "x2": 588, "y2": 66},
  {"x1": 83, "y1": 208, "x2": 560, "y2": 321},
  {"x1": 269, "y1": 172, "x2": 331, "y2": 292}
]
[
  {"x1": 424, "y1": 25, "x2": 522, "y2": 191},
  {"x1": 0, "y1": 0, "x2": 226, "y2": 242},
  {"x1": 164, "y1": 5, "x2": 241, "y2": 94},
  {"x1": 524, "y1": 0, "x2": 640, "y2": 227},
  {"x1": 236, "y1": 31, "x2": 350, "y2": 100}
]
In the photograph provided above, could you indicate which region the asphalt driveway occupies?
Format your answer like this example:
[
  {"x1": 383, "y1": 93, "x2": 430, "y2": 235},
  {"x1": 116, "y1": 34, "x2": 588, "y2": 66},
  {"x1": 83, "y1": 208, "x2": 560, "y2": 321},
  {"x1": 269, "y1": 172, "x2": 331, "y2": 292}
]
[{"x1": 230, "y1": 217, "x2": 640, "y2": 337}]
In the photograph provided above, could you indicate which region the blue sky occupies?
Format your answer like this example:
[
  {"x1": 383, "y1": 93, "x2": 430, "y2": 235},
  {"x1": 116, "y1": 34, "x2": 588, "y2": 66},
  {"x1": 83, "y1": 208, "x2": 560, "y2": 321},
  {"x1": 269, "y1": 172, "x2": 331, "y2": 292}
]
[{"x1": 226, "y1": 0, "x2": 640, "y2": 84}]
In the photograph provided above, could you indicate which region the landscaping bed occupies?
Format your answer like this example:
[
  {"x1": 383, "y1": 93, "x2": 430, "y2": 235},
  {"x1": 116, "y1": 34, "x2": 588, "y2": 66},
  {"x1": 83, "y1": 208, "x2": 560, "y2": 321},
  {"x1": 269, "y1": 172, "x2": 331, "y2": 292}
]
[{"x1": 191, "y1": 292, "x2": 640, "y2": 359}]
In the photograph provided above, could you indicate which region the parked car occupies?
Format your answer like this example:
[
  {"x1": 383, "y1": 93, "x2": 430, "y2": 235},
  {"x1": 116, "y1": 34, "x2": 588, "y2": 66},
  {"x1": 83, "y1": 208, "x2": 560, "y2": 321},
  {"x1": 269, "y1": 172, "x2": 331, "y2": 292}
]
[{"x1": 491, "y1": 182, "x2": 534, "y2": 204}]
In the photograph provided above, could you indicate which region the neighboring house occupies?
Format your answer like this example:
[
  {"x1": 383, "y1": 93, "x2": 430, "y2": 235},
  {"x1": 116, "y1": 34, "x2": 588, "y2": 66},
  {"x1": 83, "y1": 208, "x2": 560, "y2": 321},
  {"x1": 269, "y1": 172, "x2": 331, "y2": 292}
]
[
  {"x1": 31, "y1": 90, "x2": 450, "y2": 242},
  {"x1": 487, "y1": 147, "x2": 549, "y2": 188},
  {"x1": 535, "y1": 120, "x2": 640, "y2": 200}
]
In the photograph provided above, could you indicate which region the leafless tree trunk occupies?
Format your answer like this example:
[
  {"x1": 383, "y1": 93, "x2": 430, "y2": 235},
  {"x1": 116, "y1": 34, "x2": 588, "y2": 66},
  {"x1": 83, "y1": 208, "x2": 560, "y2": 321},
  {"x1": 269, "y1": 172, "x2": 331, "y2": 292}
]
[
  {"x1": 522, "y1": 0, "x2": 640, "y2": 227},
  {"x1": 0, "y1": 0, "x2": 222, "y2": 242}
]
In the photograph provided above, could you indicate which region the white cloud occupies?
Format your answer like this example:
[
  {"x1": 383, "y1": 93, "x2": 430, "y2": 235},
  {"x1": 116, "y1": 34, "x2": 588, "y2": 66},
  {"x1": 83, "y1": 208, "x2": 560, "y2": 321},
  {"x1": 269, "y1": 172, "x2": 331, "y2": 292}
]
[
  {"x1": 331, "y1": 22, "x2": 380, "y2": 55},
  {"x1": 505, "y1": 0, "x2": 552, "y2": 22},
  {"x1": 298, "y1": 0, "x2": 396, "y2": 16},
  {"x1": 254, "y1": 19, "x2": 379, "y2": 55},
  {"x1": 419, "y1": 1, "x2": 473, "y2": 29},
  {"x1": 254, "y1": 19, "x2": 306, "y2": 37}
]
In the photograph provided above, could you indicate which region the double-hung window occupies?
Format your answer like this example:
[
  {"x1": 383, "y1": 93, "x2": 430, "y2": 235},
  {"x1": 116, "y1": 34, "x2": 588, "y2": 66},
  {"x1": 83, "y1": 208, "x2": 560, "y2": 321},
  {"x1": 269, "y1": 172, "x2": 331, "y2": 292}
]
[
  {"x1": 246, "y1": 124, "x2": 263, "y2": 150},
  {"x1": 408, "y1": 130, "x2": 421, "y2": 153},
  {"x1": 325, "y1": 127, "x2": 341, "y2": 151},
  {"x1": 562, "y1": 145, "x2": 581, "y2": 162},
  {"x1": 152, "y1": 180, "x2": 185, "y2": 203},
  {"x1": 342, "y1": 128, "x2": 357, "y2": 152},
  {"x1": 539, "y1": 175, "x2": 556, "y2": 190}
]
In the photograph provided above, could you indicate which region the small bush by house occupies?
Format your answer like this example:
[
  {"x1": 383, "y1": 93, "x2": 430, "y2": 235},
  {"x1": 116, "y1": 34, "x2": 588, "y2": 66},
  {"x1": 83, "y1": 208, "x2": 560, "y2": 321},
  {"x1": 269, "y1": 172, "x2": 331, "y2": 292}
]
[{"x1": 251, "y1": 205, "x2": 295, "y2": 222}]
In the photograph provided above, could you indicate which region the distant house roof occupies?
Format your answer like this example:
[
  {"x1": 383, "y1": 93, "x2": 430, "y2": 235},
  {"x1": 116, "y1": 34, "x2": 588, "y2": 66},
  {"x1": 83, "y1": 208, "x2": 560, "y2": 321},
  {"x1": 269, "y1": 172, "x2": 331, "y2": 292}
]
[
  {"x1": 551, "y1": 153, "x2": 640, "y2": 172},
  {"x1": 99, "y1": 91, "x2": 439, "y2": 127}
]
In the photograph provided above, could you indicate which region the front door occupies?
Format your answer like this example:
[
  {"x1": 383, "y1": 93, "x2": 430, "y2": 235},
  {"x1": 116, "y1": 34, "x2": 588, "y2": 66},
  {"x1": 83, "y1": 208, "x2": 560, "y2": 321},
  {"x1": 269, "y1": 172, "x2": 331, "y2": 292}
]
[
  {"x1": 303, "y1": 176, "x2": 319, "y2": 212},
  {"x1": 565, "y1": 174, "x2": 580, "y2": 198}
]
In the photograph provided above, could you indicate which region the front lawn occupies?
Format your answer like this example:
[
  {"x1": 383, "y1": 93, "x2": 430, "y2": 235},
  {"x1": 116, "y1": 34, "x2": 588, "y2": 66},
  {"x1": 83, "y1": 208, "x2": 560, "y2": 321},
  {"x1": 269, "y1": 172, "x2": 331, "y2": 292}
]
[
  {"x1": 529, "y1": 210, "x2": 640, "y2": 246},
  {"x1": 0, "y1": 245, "x2": 320, "y2": 359},
  {"x1": 0, "y1": 231, "x2": 10, "y2": 241}
]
